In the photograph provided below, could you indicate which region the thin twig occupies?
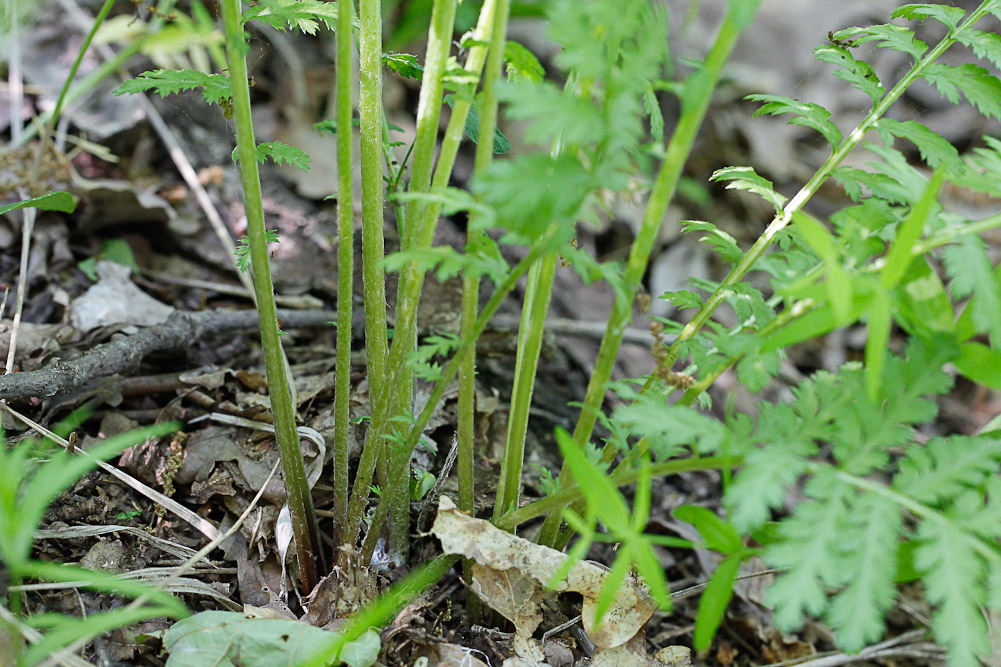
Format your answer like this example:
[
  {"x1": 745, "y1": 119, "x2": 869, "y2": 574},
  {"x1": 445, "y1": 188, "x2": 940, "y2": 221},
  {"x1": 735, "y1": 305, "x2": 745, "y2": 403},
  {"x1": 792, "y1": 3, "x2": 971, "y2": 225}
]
[{"x1": 0, "y1": 308, "x2": 334, "y2": 400}]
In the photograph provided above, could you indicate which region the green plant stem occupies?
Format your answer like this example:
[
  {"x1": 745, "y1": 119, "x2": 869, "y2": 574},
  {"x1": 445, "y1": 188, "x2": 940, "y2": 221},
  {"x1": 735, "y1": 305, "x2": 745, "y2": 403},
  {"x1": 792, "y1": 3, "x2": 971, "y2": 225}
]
[
  {"x1": 342, "y1": 0, "x2": 498, "y2": 555},
  {"x1": 660, "y1": 1, "x2": 997, "y2": 373},
  {"x1": 357, "y1": 0, "x2": 390, "y2": 483},
  {"x1": 219, "y1": 0, "x2": 319, "y2": 593},
  {"x1": 534, "y1": 2, "x2": 754, "y2": 548},
  {"x1": 384, "y1": 0, "x2": 459, "y2": 562},
  {"x1": 496, "y1": 456, "x2": 738, "y2": 531},
  {"x1": 331, "y1": 0, "x2": 355, "y2": 547},
  {"x1": 359, "y1": 242, "x2": 548, "y2": 563},
  {"x1": 493, "y1": 254, "x2": 555, "y2": 520}
]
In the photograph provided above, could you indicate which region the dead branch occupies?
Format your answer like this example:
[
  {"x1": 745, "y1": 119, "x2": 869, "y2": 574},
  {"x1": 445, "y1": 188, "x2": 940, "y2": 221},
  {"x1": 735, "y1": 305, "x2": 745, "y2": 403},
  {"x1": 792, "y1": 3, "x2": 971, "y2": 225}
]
[{"x1": 0, "y1": 309, "x2": 335, "y2": 400}]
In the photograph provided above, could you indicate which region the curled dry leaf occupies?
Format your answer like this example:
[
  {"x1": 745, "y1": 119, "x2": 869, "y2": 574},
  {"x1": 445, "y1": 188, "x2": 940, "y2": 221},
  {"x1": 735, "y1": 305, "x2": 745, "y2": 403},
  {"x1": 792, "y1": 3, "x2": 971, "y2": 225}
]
[{"x1": 431, "y1": 497, "x2": 656, "y2": 649}]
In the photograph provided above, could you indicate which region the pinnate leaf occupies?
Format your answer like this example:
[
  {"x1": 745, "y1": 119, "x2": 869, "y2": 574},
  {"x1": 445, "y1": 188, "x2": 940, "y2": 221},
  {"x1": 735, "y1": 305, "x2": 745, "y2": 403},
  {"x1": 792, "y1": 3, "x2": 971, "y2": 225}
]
[
  {"x1": 113, "y1": 69, "x2": 231, "y2": 104},
  {"x1": 922, "y1": 63, "x2": 1001, "y2": 121},
  {"x1": 242, "y1": 0, "x2": 339, "y2": 34},
  {"x1": 956, "y1": 29, "x2": 1001, "y2": 70},
  {"x1": 844, "y1": 23, "x2": 927, "y2": 61},
  {"x1": 745, "y1": 94, "x2": 842, "y2": 151},
  {"x1": 814, "y1": 46, "x2": 884, "y2": 104},
  {"x1": 710, "y1": 165, "x2": 787, "y2": 212},
  {"x1": 892, "y1": 3, "x2": 965, "y2": 31}
]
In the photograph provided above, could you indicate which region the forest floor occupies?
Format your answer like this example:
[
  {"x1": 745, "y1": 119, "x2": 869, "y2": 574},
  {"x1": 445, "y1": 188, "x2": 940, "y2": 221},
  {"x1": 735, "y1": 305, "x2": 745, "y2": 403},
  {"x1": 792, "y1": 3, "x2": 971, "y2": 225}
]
[{"x1": 3, "y1": 1, "x2": 999, "y2": 665}]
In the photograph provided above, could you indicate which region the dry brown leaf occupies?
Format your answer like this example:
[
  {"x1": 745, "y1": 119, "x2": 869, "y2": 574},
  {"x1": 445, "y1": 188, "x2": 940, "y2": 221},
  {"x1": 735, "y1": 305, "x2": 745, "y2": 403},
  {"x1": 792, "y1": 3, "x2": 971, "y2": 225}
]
[{"x1": 431, "y1": 497, "x2": 656, "y2": 650}]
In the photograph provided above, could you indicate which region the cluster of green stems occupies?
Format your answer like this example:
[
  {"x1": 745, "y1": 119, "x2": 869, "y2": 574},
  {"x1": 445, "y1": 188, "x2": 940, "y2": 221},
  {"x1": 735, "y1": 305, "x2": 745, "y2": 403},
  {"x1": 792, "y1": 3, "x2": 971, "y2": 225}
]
[{"x1": 207, "y1": 0, "x2": 1001, "y2": 602}]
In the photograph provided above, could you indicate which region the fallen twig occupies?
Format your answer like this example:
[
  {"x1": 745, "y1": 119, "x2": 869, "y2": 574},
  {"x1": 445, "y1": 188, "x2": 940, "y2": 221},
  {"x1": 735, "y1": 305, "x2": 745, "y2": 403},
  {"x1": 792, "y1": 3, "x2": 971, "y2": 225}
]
[{"x1": 0, "y1": 309, "x2": 334, "y2": 400}]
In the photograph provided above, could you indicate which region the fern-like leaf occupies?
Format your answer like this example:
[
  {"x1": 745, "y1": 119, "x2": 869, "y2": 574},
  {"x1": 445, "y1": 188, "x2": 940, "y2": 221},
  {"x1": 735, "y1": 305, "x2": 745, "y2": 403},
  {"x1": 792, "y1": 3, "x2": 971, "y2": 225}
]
[
  {"x1": 242, "y1": 0, "x2": 339, "y2": 34},
  {"x1": 681, "y1": 220, "x2": 742, "y2": 264},
  {"x1": 232, "y1": 141, "x2": 311, "y2": 171},
  {"x1": 894, "y1": 436, "x2": 1001, "y2": 504},
  {"x1": 942, "y1": 234, "x2": 1001, "y2": 344},
  {"x1": 915, "y1": 522, "x2": 990, "y2": 667},
  {"x1": 922, "y1": 63, "x2": 1001, "y2": 121},
  {"x1": 956, "y1": 29, "x2": 1001, "y2": 70},
  {"x1": 113, "y1": 69, "x2": 231, "y2": 104},
  {"x1": 824, "y1": 493, "x2": 900, "y2": 652},
  {"x1": 892, "y1": 3, "x2": 966, "y2": 32},
  {"x1": 745, "y1": 94, "x2": 842, "y2": 151},
  {"x1": 765, "y1": 471, "x2": 854, "y2": 631},
  {"x1": 875, "y1": 119, "x2": 959, "y2": 168},
  {"x1": 710, "y1": 166, "x2": 788, "y2": 212},
  {"x1": 814, "y1": 46, "x2": 884, "y2": 105},
  {"x1": 842, "y1": 24, "x2": 927, "y2": 62}
]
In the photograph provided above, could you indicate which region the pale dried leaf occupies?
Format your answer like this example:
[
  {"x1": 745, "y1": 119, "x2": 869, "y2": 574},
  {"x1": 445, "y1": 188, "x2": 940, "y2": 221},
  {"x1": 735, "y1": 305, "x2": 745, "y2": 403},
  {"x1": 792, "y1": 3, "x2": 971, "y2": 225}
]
[{"x1": 431, "y1": 497, "x2": 655, "y2": 649}]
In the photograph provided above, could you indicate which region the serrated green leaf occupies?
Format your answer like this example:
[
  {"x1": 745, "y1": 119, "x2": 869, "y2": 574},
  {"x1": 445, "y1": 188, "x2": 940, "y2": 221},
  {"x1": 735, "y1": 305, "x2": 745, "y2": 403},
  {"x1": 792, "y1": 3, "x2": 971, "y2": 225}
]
[
  {"x1": 693, "y1": 555, "x2": 741, "y2": 652},
  {"x1": 844, "y1": 23, "x2": 928, "y2": 61},
  {"x1": 242, "y1": 0, "x2": 339, "y2": 34},
  {"x1": 745, "y1": 94, "x2": 842, "y2": 151},
  {"x1": 659, "y1": 290, "x2": 703, "y2": 310},
  {"x1": 942, "y1": 234, "x2": 1001, "y2": 345},
  {"x1": 504, "y1": 40, "x2": 545, "y2": 82},
  {"x1": 892, "y1": 3, "x2": 965, "y2": 31},
  {"x1": 443, "y1": 94, "x2": 510, "y2": 154},
  {"x1": 956, "y1": 29, "x2": 1001, "y2": 70},
  {"x1": 643, "y1": 84, "x2": 665, "y2": 143},
  {"x1": 0, "y1": 191, "x2": 76, "y2": 216},
  {"x1": 382, "y1": 52, "x2": 423, "y2": 80},
  {"x1": 915, "y1": 523, "x2": 990, "y2": 667},
  {"x1": 813, "y1": 45, "x2": 884, "y2": 104},
  {"x1": 231, "y1": 141, "x2": 311, "y2": 171},
  {"x1": 682, "y1": 220, "x2": 742, "y2": 264},
  {"x1": 875, "y1": 119, "x2": 959, "y2": 168},
  {"x1": 611, "y1": 394, "x2": 727, "y2": 458},
  {"x1": 894, "y1": 436, "x2": 1001, "y2": 504},
  {"x1": 711, "y1": 165, "x2": 787, "y2": 212},
  {"x1": 824, "y1": 493, "x2": 900, "y2": 652},
  {"x1": 922, "y1": 63, "x2": 1001, "y2": 121},
  {"x1": 113, "y1": 69, "x2": 231, "y2": 104}
]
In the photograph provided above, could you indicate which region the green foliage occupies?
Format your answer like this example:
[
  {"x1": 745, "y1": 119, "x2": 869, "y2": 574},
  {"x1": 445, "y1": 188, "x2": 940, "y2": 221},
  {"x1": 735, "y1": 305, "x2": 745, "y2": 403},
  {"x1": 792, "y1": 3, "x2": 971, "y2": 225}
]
[
  {"x1": 0, "y1": 421, "x2": 185, "y2": 665},
  {"x1": 745, "y1": 94, "x2": 842, "y2": 150},
  {"x1": 113, "y1": 68, "x2": 231, "y2": 104},
  {"x1": 77, "y1": 238, "x2": 140, "y2": 281},
  {"x1": 234, "y1": 229, "x2": 280, "y2": 272},
  {"x1": 162, "y1": 611, "x2": 379, "y2": 667},
  {"x1": 0, "y1": 192, "x2": 76, "y2": 217},
  {"x1": 241, "y1": 0, "x2": 339, "y2": 34},
  {"x1": 231, "y1": 141, "x2": 312, "y2": 171}
]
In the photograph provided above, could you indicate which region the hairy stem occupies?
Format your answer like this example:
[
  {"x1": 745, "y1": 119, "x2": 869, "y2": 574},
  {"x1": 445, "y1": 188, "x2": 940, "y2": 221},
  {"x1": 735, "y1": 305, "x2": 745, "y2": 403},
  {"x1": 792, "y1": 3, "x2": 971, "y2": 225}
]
[
  {"x1": 332, "y1": 0, "x2": 355, "y2": 546},
  {"x1": 360, "y1": 243, "x2": 547, "y2": 563},
  {"x1": 342, "y1": 0, "x2": 498, "y2": 554},
  {"x1": 220, "y1": 0, "x2": 319, "y2": 593}
]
